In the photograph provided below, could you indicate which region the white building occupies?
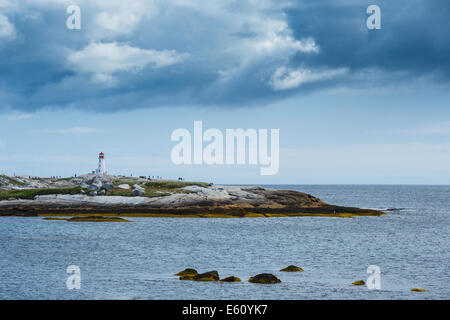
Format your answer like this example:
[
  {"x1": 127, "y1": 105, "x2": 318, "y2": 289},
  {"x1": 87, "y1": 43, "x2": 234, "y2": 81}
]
[{"x1": 95, "y1": 152, "x2": 107, "y2": 175}]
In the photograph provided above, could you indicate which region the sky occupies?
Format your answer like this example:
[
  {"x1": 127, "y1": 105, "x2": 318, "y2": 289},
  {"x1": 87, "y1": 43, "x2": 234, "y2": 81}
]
[{"x1": 1, "y1": 0, "x2": 450, "y2": 184}]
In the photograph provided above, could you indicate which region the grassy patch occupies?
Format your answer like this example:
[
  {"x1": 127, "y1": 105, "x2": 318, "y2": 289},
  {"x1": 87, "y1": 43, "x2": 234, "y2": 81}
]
[
  {"x1": 0, "y1": 187, "x2": 82, "y2": 200},
  {"x1": 106, "y1": 188, "x2": 172, "y2": 198},
  {"x1": 144, "y1": 181, "x2": 210, "y2": 189},
  {"x1": 110, "y1": 180, "x2": 210, "y2": 197}
]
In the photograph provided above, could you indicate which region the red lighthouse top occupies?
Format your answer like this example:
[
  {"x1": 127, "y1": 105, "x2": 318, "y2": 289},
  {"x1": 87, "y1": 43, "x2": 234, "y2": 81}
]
[{"x1": 99, "y1": 152, "x2": 104, "y2": 159}]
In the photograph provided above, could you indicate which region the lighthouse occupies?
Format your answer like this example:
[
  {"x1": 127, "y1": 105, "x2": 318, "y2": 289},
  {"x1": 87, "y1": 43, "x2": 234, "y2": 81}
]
[{"x1": 95, "y1": 152, "x2": 106, "y2": 175}]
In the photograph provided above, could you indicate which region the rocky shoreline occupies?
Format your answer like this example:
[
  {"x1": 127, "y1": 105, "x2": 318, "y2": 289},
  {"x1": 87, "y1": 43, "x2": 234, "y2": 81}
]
[{"x1": 0, "y1": 174, "x2": 386, "y2": 218}]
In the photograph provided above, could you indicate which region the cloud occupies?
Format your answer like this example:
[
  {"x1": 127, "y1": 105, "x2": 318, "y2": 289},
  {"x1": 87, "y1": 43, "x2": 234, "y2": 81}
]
[
  {"x1": 0, "y1": 111, "x2": 33, "y2": 120},
  {"x1": 31, "y1": 127, "x2": 97, "y2": 134},
  {"x1": 0, "y1": 0, "x2": 449, "y2": 112},
  {"x1": 0, "y1": 12, "x2": 15, "y2": 39},
  {"x1": 270, "y1": 67, "x2": 347, "y2": 90},
  {"x1": 387, "y1": 121, "x2": 450, "y2": 135},
  {"x1": 67, "y1": 42, "x2": 189, "y2": 85}
]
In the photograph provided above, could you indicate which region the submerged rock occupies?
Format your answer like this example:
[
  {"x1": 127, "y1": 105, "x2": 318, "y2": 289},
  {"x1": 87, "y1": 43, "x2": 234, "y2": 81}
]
[
  {"x1": 66, "y1": 216, "x2": 129, "y2": 222},
  {"x1": 280, "y1": 265, "x2": 304, "y2": 272},
  {"x1": 352, "y1": 280, "x2": 366, "y2": 286},
  {"x1": 248, "y1": 273, "x2": 281, "y2": 284},
  {"x1": 411, "y1": 288, "x2": 427, "y2": 292},
  {"x1": 220, "y1": 276, "x2": 241, "y2": 282},
  {"x1": 175, "y1": 268, "x2": 198, "y2": 277}
]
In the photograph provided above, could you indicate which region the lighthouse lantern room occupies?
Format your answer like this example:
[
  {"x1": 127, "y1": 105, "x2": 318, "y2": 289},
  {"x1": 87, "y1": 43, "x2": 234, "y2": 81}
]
[{"x1": 95, "y1": 152, "x2": 107, "y2": 175}]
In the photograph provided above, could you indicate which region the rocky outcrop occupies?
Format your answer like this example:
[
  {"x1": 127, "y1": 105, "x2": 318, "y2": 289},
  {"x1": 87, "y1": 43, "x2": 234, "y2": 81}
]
[
  {"x1": 102, "y1": 183, "x2": 114, "y2": 191},
  {"x1": 179, "y1": 270, "x2": 220, "y2": 281},
  {"x1": 220, "y1": 276, "x2": 241, "y2": 282},
  {"x1": 131, "y1": 184, "x2": 145, "y2": 196},
  {"x1": 193, "y1": 271, "x2": 219, "y2": 281},
  {"x1": 0, "y1": 178, "x2": 386, "y2": 217},
  {"x1": 175, "y1": 268, "x2": 198, "y2": 277},
  {"x1": 248, "y1": 273, "x2": 281, "y2": 284},
  {"x1": 280, "y1": 265, "x2": 304, "y2": 272}
]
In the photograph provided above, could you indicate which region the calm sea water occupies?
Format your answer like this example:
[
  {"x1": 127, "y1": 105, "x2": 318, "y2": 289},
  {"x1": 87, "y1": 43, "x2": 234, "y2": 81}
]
[{"x1": 0, "y1": 185, "x2": 449, "y2": 300}]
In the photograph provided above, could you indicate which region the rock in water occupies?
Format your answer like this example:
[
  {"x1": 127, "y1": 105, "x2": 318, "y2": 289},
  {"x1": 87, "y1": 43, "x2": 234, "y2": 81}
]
[
  {"x1": 179, "y1": 275, "x2": 196, "y2": 280},
  {"x1": 175, "y1": 268, "x2": 198, "y2": 276},
  {"x1": 248, "y1": 273, "x2": 281, "y2": 284},
  {"x1": 193, "y1": 271, "x2": 219, "y2": 281},
  {"x1": 280, "y1": 265, "x2": 304, "y2": 272},
  {"x1": 220, "y1": 276, "x2": 241, "y2": 282},
  {"x1": 352, "y1": 280, "x2": 366, "y2": 286},
  {"x1": 102, "y1": 183, "x2": 114, "y2": 191},
  {"x1": 411, "y1": 288, "x2": 427, "y2": 292}
]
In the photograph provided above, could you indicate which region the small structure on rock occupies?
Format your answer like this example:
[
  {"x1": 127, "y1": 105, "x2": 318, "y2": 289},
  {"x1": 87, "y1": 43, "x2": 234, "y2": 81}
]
[{"x1": 95, "y1": 152, "x2": 107, "y2": 175}]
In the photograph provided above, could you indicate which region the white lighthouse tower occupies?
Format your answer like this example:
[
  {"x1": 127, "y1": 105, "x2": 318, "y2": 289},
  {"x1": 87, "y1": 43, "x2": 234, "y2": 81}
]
[{"x1": 95, "y1": 152, "x2": 106, "y2": 175}]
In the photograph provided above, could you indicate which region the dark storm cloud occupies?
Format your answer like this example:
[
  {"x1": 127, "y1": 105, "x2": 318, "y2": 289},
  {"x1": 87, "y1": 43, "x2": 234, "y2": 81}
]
[
  {"x1": 286, "y1": 0, "x2": 450, "y2": 77},
  {"x1": 0, "y1": 0, "x2": 449, "y2": 113}
]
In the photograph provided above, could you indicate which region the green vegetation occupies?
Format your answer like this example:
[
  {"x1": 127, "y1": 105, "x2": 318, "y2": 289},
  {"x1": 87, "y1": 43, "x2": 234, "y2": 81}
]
[
  {"x1": 0, "y1": 179, "x2": 211, "y2": 200},
  {"x1": 144, "y1": 181, "x2": 210, "y2": 189},
  {"x1": 106, "y1": 188, "x2": 172, "y2": 198},
  {"x1": 108, "y1": 179, "x2": 210, "y2": 197},
  {"x1": 0, "y1": 187, "x2": 82, "y2": 200}
]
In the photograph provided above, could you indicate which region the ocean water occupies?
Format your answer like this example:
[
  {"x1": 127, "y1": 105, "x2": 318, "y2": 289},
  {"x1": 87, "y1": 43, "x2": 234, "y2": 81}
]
[{"x1": 0, "y1": 185, "x2": 448, "y2": 300}]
